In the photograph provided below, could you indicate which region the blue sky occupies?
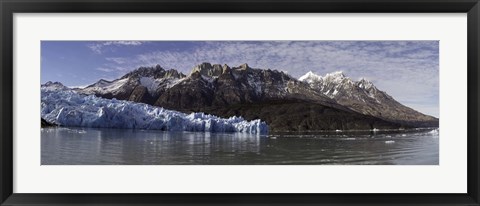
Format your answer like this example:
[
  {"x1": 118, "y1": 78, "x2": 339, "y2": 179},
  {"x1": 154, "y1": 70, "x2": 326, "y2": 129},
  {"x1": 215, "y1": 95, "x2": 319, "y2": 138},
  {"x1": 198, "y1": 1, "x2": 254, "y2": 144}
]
[{"x1": 41, "y1": 41, "x2": 439, "y2": 117}]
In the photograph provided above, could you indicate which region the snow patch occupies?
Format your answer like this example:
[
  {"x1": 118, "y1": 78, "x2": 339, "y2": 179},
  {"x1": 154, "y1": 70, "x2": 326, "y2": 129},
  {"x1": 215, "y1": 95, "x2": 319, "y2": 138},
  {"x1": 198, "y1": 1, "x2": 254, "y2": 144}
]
[
  {"x1": 298, "y1": 71, "x2": 322, "y2": 83},
  {"x1": 82, "y1": 78, "x2": 128, "y2": 95},
  {"x1": 139, "y1": 77, "x2": 160, "y2": 94},
  {"x1": 332, "y1": 89, "x2": 338, "y2": 96},
  {"x1": 103, "y1": 78, "x2": 128, "y2": 91},
  {"x1": 166, "y1": 78, "x2": 186, "y2": 88}
]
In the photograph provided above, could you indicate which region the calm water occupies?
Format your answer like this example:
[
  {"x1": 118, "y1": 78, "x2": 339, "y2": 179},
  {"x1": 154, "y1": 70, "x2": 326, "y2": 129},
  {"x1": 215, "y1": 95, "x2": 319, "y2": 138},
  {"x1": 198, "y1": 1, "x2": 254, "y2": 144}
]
[{"x1": 41, "y1": 127, "x2": 439, "y2": 165}]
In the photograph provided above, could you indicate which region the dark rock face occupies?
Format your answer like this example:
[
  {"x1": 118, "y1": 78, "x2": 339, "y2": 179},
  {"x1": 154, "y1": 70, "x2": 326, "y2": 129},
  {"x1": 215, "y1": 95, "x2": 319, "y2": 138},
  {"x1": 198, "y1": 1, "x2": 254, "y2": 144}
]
[
  {"x1": 128, "y1": 86, "x2": 154, "y2": 104},
  {"x1": 155, "y1": 75, "x2": 215, "y2": 110},
  {"x1": 75, "y1": 63, "x2": 437, "y2": 131}
]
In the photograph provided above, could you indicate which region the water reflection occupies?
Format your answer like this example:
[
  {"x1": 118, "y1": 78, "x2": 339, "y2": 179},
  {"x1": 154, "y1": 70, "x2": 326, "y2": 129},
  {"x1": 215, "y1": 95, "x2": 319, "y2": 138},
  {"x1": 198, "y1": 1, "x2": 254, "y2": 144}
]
[
  {"x1": 41, "y1": 127, "x2": 439, "y2": 165},
  {"x1": 42, "y1": 128, "x2": 263, "y2": 165}
]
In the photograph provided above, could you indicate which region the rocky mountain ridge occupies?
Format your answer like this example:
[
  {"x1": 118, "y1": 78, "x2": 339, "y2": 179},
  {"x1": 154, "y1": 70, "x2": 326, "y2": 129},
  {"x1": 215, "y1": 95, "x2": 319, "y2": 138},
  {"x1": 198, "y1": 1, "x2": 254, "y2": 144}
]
[{"x1": 47, "y1": 63, "x2": 438, "y2": 131}]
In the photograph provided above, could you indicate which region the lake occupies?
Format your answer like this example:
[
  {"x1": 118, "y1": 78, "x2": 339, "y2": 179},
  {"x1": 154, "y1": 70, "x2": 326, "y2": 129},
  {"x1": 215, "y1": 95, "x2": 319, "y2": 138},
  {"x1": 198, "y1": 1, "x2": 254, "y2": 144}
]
[{"x1": 41, "y1": 127, "x2": 439, "y2": 165}]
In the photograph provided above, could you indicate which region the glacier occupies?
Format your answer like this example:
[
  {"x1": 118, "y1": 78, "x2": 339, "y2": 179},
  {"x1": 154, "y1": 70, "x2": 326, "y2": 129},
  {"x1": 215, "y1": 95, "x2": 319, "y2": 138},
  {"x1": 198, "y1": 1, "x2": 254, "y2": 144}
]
[{"x1": 41, "y1": 87, "x2": 268, "y2": 134}]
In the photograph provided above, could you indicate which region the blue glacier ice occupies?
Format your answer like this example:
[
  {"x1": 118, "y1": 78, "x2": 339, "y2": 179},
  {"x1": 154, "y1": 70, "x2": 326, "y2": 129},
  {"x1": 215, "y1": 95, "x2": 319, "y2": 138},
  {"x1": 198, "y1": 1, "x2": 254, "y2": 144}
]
[{"x1": 41, "y1": 87, "x2": 268, "y2": 134}]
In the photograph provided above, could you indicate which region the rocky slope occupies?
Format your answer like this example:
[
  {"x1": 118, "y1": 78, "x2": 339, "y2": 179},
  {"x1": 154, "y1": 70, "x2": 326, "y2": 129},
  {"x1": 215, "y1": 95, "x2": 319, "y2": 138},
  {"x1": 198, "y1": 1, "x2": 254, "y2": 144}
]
[{"x1": 299, "y1": 71, "x2": 438, "y2": 127}]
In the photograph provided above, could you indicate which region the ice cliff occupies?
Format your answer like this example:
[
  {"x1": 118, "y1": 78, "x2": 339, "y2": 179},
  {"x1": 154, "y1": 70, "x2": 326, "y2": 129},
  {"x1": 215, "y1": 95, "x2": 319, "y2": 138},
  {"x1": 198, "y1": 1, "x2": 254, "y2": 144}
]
[{"x1": 41, "y1": 87, "x2": 268, "y2": 134}]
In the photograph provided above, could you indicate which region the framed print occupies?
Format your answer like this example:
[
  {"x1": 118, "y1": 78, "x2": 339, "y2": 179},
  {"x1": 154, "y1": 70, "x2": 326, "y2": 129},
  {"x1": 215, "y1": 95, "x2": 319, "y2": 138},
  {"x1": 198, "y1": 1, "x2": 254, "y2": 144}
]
[{"x1": 1, "y1": 0, "x2": 479, "y2": 205}]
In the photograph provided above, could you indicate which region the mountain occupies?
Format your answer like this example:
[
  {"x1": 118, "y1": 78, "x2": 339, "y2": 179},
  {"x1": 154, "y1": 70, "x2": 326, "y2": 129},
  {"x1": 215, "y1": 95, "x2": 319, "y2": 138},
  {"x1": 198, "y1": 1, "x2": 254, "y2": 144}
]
[
  {"x1": 154, "y1": 62, "x2": 340, "y2": 110},
  {"x1": 76, "y1": 65, "x2": 186, "y2": 105},
  {"x1": 75, "y1": 63, "x2": 409, "y2": 132},
  {"x1": 76, "y1": 62, "x2": 341, "y2": 111},
  {"x1": 299, "y1": 71, "x2": 438, "y2": 127}
]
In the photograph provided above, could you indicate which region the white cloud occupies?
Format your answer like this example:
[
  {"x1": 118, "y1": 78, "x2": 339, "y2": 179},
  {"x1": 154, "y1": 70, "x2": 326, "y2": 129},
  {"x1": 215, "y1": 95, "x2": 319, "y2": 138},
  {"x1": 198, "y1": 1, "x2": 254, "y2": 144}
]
[
  {"x1": 87, "y1": 41, "x2": 144, "y2": 54},
  {"x1": 105, "y1": 57, "x2": 127, "y2": 64},
  {"x1": 96, "y1": 67, "x2": 115, "y2": 72},
  {"x1": 106, "y1": 41, "x2": 143, "y2": 46},
  {"x1": 87, "y1": 44, "x2": 103, "y2": 54}
]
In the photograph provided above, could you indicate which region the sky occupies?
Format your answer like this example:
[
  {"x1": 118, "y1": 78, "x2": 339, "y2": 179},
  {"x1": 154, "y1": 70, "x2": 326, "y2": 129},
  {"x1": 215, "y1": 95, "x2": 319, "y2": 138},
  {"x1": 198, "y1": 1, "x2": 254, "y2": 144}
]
[{"x1": 41, "y1": 41, "x2": 439, "y2": 117}]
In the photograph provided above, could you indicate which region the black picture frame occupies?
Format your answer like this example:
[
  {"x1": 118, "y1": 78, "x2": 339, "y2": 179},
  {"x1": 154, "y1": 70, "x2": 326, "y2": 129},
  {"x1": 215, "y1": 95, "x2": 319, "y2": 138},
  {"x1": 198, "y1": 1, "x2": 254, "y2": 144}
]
[{"x1": 1, "y1": 0, "x2": 479, "y2": 205}]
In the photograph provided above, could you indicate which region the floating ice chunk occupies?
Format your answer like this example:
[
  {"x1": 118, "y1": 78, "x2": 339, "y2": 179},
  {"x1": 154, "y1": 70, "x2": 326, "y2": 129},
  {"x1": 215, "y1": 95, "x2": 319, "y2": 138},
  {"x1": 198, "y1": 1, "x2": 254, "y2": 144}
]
[
  {"x1": 428, "y1": 129, "x2": 439, "y2": 135},
  {"x1": 41, "y1": 88, "x2": 268, "y2": 134}
]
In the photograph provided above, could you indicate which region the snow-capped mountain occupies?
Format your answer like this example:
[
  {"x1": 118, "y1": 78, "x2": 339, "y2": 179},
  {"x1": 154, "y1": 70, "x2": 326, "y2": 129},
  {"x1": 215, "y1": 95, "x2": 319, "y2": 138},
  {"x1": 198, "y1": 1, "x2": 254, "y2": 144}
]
[
  {"x1": 42, "y1": 84, "x2": 268, "y2": 134},
  {"x1": 77, "y1": 65, "x2": 186, "y2": 104},
  {"x1": 71, "y1": 63, "x2": 412, "y2": 131},
  {"x1": 299, "y1": 71, "x2": 438, "y2": 126},
  {"x1": 77, "y1": 63, "x2": 340, "y2": 110},
  {"x1": 299, "y1": 71, "x2": 380, "y2": 100},
  {"x1": 154, "y1": 62, "x2": 339, "y2": 110}
]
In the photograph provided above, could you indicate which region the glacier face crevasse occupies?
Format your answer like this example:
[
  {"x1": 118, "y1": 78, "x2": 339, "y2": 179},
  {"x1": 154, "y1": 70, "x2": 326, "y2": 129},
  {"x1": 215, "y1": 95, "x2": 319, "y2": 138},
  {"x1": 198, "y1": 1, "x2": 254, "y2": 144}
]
[{"x1": 41, "y1": 88, "x2": 268, "y2": 134}]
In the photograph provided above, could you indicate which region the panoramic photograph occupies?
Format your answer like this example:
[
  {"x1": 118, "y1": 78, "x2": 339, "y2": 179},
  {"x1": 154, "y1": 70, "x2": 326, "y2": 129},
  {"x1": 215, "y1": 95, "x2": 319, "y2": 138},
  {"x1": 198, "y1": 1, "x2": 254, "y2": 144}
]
[{"x1": 41, "y1": 41, "x2": 439, "y2": 165}]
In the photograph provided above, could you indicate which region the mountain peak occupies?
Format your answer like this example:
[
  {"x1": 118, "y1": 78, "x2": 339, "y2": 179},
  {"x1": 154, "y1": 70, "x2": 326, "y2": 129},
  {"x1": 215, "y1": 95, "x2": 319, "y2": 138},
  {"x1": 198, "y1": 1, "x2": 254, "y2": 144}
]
[
  {"x1": 299, "y1": 70, "x2": 349, "y2": 85},
  {"x1": 321, "y1": 71, "x2": 354, "y2": 86},
  {"x1": 199, "y1": 62, "x2": 213, "y2": 68},
  {"x1": 238, "y1": 63, "x2": 249, "y2": 70},
  {"x1": 42, "y1": 81, "x2": 66, "y2": 87},
  {"x1": 323, "y1": 71, "x2": 346, "y2": 79},
  {"x1": 190, "y1": 63, "x2": 256, "y2": 78},
  {"x1": 298, "y1": 71, "x2": 382, "y2": 95},
  {"x1": 357, "y1": 78, "x2": 375, "y2": 90},
  {"x1": 190, "y1": 62, "x2": 223, "y2": 77},
  {"x1": 299, "y1": 71, "x2": 322, "y2": 83},
  {"x1": 122, "y1": 65, "x2": 166, "y2": 79},
  {"x1": 90, "y1": 79, "x2": 111, "y2": 86},
  {"x1": 327, "y1": 71, "x2": 345, "y2": 77}
]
